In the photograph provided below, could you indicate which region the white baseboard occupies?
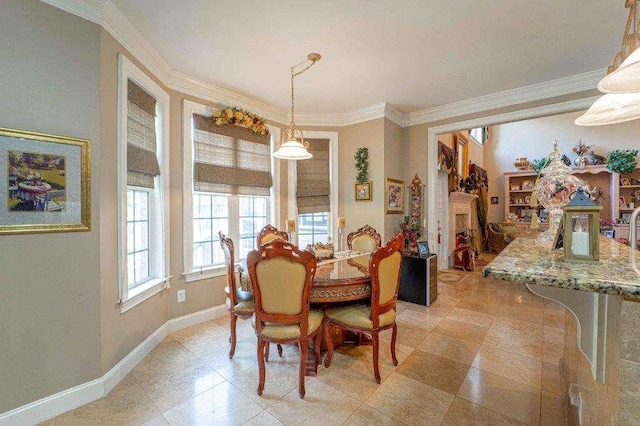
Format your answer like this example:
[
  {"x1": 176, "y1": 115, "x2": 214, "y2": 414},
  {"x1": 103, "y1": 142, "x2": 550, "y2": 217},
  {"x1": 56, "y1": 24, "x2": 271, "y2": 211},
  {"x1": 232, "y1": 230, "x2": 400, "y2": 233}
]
[{"x1": 0, "y1": 304, "x2": 227, "y2": 426}]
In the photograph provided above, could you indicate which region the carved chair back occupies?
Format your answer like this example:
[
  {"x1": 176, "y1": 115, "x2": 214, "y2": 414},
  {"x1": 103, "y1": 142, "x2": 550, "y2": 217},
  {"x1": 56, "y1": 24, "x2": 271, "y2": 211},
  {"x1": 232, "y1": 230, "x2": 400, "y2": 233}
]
[
  {"x1": 369, "y1": 234, "x2": 403, "y2": 328},
  {"x1": 219, "y1": 231, "x2": 238, "y2": 307},
  {"x1": 247, "y1": 240, "x2": 317, "y2": 336},
  {"x1": 256, "y1": 224, "x2": 289, "y2": 246},
  {"x1": 347, "y1": 224, "x2": 382, "y2": 252}
]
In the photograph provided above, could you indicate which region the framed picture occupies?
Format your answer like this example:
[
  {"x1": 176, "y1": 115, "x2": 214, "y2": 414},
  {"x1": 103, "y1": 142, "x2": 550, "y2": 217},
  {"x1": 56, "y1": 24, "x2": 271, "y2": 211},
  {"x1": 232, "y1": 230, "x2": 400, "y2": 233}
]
[
  {"x1": 2, "y1": 127, "x2": 90, "y2": 235},
  {"x1": 354, "y1": 182, "x2": 372, "y2": 201},
  {"x1": 490, "y1": 196, "x2": 499, "y2": 204},
  {"x1": 385, "y1": 178, "x2": 404, "y2": 214},
  {"x1": 417, "y1": 241, "x2": 429, "y2": 256},
  {"x1": 620, "y1": 177, "x2": 631, "y2": 186},
  {"x1": 522, "y1": 180, "x2": 534, "y2": 191},
  {"x1": 622, "y1": 212, "x2": 632, "y2": 224},
  {"x1": 619, "y1": 196, "x2": 628, "y2": 209}
]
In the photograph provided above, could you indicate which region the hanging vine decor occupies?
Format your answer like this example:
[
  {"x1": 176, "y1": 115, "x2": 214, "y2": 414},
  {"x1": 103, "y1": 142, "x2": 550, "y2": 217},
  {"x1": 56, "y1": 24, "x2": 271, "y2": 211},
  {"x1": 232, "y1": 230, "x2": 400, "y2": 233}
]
[{"x1": 354, "y1": 147, "x2": 369, "y2": 184}]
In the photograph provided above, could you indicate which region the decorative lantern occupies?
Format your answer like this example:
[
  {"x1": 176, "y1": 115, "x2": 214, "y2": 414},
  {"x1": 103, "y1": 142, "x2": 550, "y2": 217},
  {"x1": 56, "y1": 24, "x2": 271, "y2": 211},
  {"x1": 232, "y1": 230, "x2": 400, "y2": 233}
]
[{"x1": 562, "y1": 188, "x2": 602, "y2": 262}]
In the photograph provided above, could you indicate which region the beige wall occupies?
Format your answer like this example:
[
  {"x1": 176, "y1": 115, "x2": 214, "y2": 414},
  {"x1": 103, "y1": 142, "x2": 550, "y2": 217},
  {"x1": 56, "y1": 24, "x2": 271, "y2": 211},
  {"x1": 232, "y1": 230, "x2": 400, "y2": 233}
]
[
  {"x1": 384, "y1": 119, "x2": 404, "y2": 241},
  {"x1": 0, "y1": 1, "x2": 103, "y2": 412},
  {"x1": 484, "y1": 110, "x2": 640, "y2": 223}
]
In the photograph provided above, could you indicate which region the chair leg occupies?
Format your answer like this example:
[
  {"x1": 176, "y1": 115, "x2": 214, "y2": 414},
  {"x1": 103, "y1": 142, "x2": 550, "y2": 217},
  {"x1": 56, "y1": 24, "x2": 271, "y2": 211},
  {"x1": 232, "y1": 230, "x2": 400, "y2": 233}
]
[
  {"x1": 299, "y1": 338, "x2": 308, "y2": 399},
  {"x1": 265, "y1": 342, "x2": 270, "y2": 362},
  {"x1": 314, "y1": 328, "x2": 322, "y2": 367},
  {"x1": 372, "y1": 331, "x2": 381, "y2": 384},
  {"x1": 277, "y1": 344, "x2": 283, "y2": 357},
  {"x1": 323, "y1": 319, "x2": 334, "y2": 368},
  {"x1": 229, "y1": 313, "x2": 238, "y2": 359},
  {"x1": 257, "y1": 339, "x2": 266, "y2": 395},
  {"x1": 390, "y1": 323, "x2": 398, "y2": 366}
]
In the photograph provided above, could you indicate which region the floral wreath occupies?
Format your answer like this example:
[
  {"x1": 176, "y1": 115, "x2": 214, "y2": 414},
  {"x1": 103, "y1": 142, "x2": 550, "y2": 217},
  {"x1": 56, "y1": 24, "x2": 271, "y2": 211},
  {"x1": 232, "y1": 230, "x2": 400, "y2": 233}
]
[{"x1": 212, "y1": 107, "x2": 269, "y2": 135}]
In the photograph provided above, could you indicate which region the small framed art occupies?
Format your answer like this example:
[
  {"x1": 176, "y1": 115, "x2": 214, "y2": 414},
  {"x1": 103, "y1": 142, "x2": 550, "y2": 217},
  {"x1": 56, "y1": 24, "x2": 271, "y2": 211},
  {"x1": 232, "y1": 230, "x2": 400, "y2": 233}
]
[
  {"x1": 385, "y1": 178, "x2": 404, "y2": 214},
  {"x1": 417, "y1": 241, "x2": 430, "y2": 256},
  {"x1": 355, "y1": 182, "x2": 372, "y2": 201}
]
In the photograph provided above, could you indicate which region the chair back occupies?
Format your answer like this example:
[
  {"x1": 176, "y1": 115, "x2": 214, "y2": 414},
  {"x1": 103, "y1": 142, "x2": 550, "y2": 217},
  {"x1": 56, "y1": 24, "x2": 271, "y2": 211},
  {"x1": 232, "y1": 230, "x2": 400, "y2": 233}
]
[
  {"x1": 347, "y1": 224, "x2": 382, "y2": 252},
  {"x1": 369, "y1": 234, "x2": 403, "y2": 328},
  {"x1": 247, "y1": 240, "x2": 317, "y2": 336},
  {"x1": 256, "y1": 224, "x2": 289, "y2": 246},
  {"x1": 219, "y1": 231, "x2": 238, "y2": 307}
]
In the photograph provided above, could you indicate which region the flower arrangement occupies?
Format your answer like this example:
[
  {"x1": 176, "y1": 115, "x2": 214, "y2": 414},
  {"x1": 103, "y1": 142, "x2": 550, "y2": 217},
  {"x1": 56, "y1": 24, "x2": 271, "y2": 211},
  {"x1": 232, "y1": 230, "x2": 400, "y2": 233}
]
[
  {"x1": 354, "y1": 147, "x2": 369, "y2": 184},
  {"x1": 212, "y1": 107, "x2": 269, "y2": 135}
]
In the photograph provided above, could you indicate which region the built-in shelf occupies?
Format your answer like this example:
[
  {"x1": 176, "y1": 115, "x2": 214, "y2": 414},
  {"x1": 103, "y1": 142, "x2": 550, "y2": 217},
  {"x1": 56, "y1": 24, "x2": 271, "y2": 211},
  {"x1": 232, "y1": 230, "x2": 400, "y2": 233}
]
[
  {"x1": 509, "y1": 204, "x2": 532, "y2": 207},
  {"x1": 620, "y1": 185, "x2": 640, "y2": 189},
  {"x1": 509, "y1": 189, "x2": 533, "y2": 193}
]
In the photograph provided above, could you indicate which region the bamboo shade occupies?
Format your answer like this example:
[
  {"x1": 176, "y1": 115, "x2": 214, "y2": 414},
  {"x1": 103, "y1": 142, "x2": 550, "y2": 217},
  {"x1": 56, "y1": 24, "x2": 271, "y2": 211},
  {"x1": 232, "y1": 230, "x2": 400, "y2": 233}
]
[
  {"x1": 296, "y1": 138, "x2": 330, "y2": 214},
  {"x1": 127, "y1": 80, "x2": 160, "y2": 188},
  {"x1": 193, "y1": 113, "x2": 272, "y2": 196}
]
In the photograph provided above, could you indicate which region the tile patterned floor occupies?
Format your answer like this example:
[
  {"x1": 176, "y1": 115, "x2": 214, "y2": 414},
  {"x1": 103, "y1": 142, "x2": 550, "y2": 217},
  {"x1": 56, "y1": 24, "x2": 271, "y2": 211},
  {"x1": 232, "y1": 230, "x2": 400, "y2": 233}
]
[{"x1": 44, "y1": 269, "x2": 567, "y2": 425}]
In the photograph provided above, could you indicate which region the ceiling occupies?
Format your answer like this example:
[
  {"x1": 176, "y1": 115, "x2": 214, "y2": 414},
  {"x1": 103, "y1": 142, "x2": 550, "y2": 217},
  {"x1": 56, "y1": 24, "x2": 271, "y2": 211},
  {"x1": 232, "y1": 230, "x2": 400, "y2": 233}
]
[{"x1": 111, "y1": 0, "x2": 627, "y2": 114}]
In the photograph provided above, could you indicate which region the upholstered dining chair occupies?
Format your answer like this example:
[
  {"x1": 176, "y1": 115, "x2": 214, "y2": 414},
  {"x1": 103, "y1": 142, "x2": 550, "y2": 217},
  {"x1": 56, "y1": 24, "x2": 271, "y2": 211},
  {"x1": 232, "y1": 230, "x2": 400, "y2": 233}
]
[
  {"x1": 347, "y1": 224, "x2": 382, "y2": 252},
  {"x1": 323, "y1": 233, "x2": 403, "y2": 383},
  {"x1": 246, "y1": 240, "x2": 322, "y2": 399},
  {"x1": 220, "y1": 231, "x2": 283, "y2": 360},
  {"x1": 256, "y1": 224, "x2": 289, "y2": 246}
]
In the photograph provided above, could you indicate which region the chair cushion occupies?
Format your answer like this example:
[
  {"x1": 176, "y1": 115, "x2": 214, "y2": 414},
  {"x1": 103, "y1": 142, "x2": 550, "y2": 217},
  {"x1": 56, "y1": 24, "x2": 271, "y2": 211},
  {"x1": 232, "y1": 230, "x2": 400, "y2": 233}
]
[
  {"x1": 351, "y1": 235, "x2": 378, "y2": 253},
  {"x1": 253, "y1": 310, "x2": 323, "y2": 340},
  {"x1": 226, "y1": 297, "x2": 254, "y2": 314},
  {"x1": 325, "y1": 304, "x2": 396, "y2": 330},
  {"x1": 225, "y1": 286, "x2": 253, "y2": 302}
]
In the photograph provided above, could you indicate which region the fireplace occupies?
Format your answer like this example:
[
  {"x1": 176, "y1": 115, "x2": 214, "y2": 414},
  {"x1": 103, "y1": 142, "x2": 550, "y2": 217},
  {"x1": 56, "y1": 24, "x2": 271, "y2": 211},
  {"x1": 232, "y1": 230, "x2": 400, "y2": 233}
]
[{"x1": 447, "y1": 192, "x2": 478, "y2": 267}]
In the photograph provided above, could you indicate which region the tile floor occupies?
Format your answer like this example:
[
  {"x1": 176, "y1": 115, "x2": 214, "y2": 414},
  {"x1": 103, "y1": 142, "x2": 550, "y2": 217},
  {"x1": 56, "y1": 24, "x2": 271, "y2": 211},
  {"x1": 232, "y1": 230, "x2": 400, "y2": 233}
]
[{"x1": 44, "y1": 269, "x2": 567, "y2": 425}]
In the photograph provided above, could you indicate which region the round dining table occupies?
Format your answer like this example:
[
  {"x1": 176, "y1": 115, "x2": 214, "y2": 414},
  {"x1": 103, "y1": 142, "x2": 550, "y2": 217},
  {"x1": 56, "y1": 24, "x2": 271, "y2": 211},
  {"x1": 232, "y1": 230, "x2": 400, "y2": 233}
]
[{"x1": 239, "y1": 253, "x2": 372, "y2": 303}]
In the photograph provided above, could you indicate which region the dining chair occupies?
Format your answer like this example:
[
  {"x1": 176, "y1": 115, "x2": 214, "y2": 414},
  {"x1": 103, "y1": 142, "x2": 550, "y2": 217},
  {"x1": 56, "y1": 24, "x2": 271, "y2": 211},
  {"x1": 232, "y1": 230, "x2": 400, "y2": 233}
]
[
  {"x1": 219, "y1": 231, "x2": 255, "y2": 359},
  {"x1": 347, "y1": 224, "x2": 382, "y2": 252},
  {"x1": 323, "y1": 233, "x2": 403, "y2": 383},
  {"x1": 256, "y1": 224, "x2": 289, "y2": 246},
  {"x1": 246, "y1": 240, "x2": 322, "y2": 398}
]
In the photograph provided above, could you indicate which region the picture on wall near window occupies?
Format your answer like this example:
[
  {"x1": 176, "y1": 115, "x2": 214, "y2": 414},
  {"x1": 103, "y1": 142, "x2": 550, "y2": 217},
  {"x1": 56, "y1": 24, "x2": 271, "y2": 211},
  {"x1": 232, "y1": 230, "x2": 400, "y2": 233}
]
[
  {"x1": 355, "y1": 182, "x2": 372, "y2": 201},
  {"x1": 385, "y1": 178, "x2": 404, "y2": 214},
  {"x1": 1, "y1": 126, "x2": 90, "y2": 235}
]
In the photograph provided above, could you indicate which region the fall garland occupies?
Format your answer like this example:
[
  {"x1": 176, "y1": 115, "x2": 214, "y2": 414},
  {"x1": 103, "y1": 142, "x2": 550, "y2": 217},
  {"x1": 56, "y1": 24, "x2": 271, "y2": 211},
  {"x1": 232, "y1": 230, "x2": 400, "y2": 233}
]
[{"x1": 212, "y1": 107, "x2": 269, "y2": 135}]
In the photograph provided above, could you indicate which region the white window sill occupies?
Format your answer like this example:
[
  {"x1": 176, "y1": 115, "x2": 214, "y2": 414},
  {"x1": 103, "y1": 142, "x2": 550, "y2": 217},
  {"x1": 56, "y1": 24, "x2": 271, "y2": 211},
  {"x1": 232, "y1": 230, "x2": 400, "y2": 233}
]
[
  {"x1": 183, "y1": 265, "x2": 226, "y2": 283},
  {"x1": 120, "y1": 276, "x2": 171, "y2": 313}
]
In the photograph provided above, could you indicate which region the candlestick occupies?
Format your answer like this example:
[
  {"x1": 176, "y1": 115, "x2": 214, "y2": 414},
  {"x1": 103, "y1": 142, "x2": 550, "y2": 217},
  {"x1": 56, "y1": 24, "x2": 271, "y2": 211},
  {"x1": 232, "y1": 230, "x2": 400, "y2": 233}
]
[{"x1": 338, "y1": 216, "x2": 346, "y2": 229}]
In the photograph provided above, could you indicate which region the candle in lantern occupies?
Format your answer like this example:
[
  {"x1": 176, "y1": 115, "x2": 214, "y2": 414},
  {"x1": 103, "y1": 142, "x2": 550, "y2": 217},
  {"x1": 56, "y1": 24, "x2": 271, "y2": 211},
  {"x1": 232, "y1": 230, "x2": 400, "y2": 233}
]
[
  {"x1": 572, "y1": 230, "x2": 590, "y2": 256},
  {"x1": 286, "y1": 219, "x2": 296, "y2": 233},
  {"x1": 338, "y1": 217, "x2": 346, "y2": 228}
]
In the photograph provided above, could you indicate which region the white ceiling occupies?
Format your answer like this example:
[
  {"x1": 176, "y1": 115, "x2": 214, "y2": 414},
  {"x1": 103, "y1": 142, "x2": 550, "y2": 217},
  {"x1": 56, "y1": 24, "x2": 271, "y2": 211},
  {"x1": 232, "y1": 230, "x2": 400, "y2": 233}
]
[{"x1": 111, "y1": 0, "x2": 627, "y2": 114}]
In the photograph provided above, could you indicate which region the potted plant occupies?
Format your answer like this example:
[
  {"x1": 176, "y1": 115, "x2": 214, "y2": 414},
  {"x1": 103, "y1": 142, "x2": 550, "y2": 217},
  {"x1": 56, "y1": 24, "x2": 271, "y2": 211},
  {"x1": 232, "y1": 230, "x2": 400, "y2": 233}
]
[{"x1": 606, "y1": 149, "x2": 639, "y2": 174}]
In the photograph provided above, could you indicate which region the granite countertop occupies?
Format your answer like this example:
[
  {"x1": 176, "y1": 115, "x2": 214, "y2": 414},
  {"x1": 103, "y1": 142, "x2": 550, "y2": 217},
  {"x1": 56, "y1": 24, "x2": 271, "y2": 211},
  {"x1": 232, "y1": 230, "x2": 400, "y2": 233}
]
[{"x1": 483, "y1": 236, "x2": 640, "y2": 299}]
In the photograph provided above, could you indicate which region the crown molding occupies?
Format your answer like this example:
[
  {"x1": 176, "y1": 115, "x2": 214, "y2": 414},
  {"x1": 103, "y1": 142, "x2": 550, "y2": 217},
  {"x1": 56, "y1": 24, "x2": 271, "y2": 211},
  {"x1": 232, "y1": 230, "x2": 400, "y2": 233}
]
[
  {"x1": 41, "y1": 0, "x2": 603, "y2": 130},
  {"x1": 166, "y1": 71, "x2": 287, "y2": 124},
  {"x1": 39, "y1": 0, "x2": 105, "y2": 24},
  {"x1": 404, "y1": 69, "x2": 604, "y2": 127}
]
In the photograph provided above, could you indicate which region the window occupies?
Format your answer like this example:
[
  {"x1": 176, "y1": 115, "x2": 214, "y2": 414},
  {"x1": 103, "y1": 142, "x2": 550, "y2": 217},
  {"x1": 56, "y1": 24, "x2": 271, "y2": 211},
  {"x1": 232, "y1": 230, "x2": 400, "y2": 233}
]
[
  {"x1": 117, "y1": 55, "x2": 170, "y2": 312},
  {"x1": 288, "y1": 132, "x2": 338, "y2": 247},
  {"x1": 182, "y1": 101, "x2": 278, "y2": 282},
  {"x1": 298, "y1": 211, "x2": 328, "y2": 248},
  {"x1": 470, "y1": 127, "x2": 489, "y2": 145}
]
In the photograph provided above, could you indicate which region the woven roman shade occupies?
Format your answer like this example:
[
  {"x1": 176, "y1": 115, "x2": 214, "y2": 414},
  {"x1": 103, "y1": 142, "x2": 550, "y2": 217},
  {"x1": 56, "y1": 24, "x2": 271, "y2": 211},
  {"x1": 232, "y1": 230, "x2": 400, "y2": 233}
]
[
  {"x1": 296, "y1": 138, "x2": 330, "y2": 214},
  {"x1": 193, "y1": 113, "x2": 272, "y2": 196},
  {"x1": 127, "y1": 80, "x2": 160, "y2": 188}
]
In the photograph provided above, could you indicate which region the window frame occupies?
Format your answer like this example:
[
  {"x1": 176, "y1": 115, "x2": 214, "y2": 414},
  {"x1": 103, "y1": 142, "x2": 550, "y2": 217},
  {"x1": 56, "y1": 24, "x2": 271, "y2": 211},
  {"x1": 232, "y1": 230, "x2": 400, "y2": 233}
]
[
  {"x1": 287, "y1": 131, "x2": 339, "y2": 246},
  {"x1": 181, "y1": 100, "x2": 280, "y2": 282},
  {"x1": 117, "y1": 54, "x2": 171, "y2": 313}
]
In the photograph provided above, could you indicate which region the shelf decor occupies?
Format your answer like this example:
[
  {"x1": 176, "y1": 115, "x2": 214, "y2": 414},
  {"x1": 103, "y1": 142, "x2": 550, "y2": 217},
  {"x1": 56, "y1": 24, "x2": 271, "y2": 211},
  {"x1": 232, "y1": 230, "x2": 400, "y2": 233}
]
[
  {"x1": 562, "y1": 188, "x2": 602, "y2": 262},
  {"x1": 606, "y1": 149, "x2": 639, "y2": 174}
]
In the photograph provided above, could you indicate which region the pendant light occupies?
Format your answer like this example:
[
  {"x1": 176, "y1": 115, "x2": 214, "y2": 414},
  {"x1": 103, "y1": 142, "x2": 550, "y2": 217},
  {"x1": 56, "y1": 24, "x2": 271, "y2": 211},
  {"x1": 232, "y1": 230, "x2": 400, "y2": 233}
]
[
  {"x1": 577, "y1": 0, "x2": 640, "y2": 126},
  {"x1": 273, "y1": 53, "x2": 321, "y2": 160}
]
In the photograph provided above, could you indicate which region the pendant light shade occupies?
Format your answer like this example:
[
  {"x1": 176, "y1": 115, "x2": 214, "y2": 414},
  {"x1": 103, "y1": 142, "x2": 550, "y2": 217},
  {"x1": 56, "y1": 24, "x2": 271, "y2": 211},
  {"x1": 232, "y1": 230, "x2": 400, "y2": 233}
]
[
  {"x1": 575, "y1": 92, "x2": 640, "y2": 126},
  {"x1": 598, "y1": 47, "x2": 640, "y2": 93},
  {"x1": 273, "y1": 140, "x2": 313, "y2": 160}
]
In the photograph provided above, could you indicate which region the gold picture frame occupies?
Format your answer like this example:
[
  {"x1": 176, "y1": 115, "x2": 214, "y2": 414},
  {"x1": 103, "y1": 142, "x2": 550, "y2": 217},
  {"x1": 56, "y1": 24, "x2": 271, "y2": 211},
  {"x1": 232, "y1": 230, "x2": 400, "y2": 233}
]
[
  {"x1": 385, "y1": 178, "x2": 404, "y2": 214},
  {"x1": 355, "y1": 182, "x2": 372, "y2": 201},
  {"x1": 2, "y1": 126, "x2": 91, "y2": 235}
]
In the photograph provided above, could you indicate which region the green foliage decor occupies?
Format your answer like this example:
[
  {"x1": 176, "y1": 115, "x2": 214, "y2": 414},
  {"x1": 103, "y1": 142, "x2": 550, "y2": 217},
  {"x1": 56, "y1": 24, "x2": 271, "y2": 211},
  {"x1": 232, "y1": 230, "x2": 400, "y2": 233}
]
[
  {"x1": 354, "y1": 147, "x2": 369, "y2": 184},
  {"x1": 532, "y1": 157, "x2": 552, "y2": 174},
  {"x1": 606, "y1": 149, "x2": 639, "y2": 174}
]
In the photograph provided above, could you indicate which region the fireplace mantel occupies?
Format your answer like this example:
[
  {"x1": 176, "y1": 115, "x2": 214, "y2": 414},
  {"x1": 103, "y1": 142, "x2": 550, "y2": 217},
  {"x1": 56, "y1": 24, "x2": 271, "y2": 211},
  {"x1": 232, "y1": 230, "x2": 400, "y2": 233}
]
[{"x1": 447, "y1": 192, "x2": 478, "y2": 266}]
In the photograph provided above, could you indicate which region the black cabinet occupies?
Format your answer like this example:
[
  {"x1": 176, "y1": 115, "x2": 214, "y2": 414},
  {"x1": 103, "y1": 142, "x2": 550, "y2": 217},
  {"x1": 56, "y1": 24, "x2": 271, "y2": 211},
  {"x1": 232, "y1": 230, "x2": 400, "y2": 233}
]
[{"x1": 398, "y1": 254, "x2": 437, "y2": 306}]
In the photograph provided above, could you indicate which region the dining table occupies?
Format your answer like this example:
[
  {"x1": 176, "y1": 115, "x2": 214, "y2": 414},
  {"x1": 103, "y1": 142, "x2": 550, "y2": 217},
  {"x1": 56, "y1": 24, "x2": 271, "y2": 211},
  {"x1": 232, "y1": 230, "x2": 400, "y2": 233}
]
[{"x1": 238, "y1": 251, "x2": 373, "y2": 375}]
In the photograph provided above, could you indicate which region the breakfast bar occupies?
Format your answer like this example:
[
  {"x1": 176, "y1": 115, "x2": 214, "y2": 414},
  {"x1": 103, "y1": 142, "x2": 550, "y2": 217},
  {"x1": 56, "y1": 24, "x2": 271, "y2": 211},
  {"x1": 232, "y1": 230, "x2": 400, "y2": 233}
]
[{"x1": 483, "y1": 235, "x2": 640, "y2": 423}]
